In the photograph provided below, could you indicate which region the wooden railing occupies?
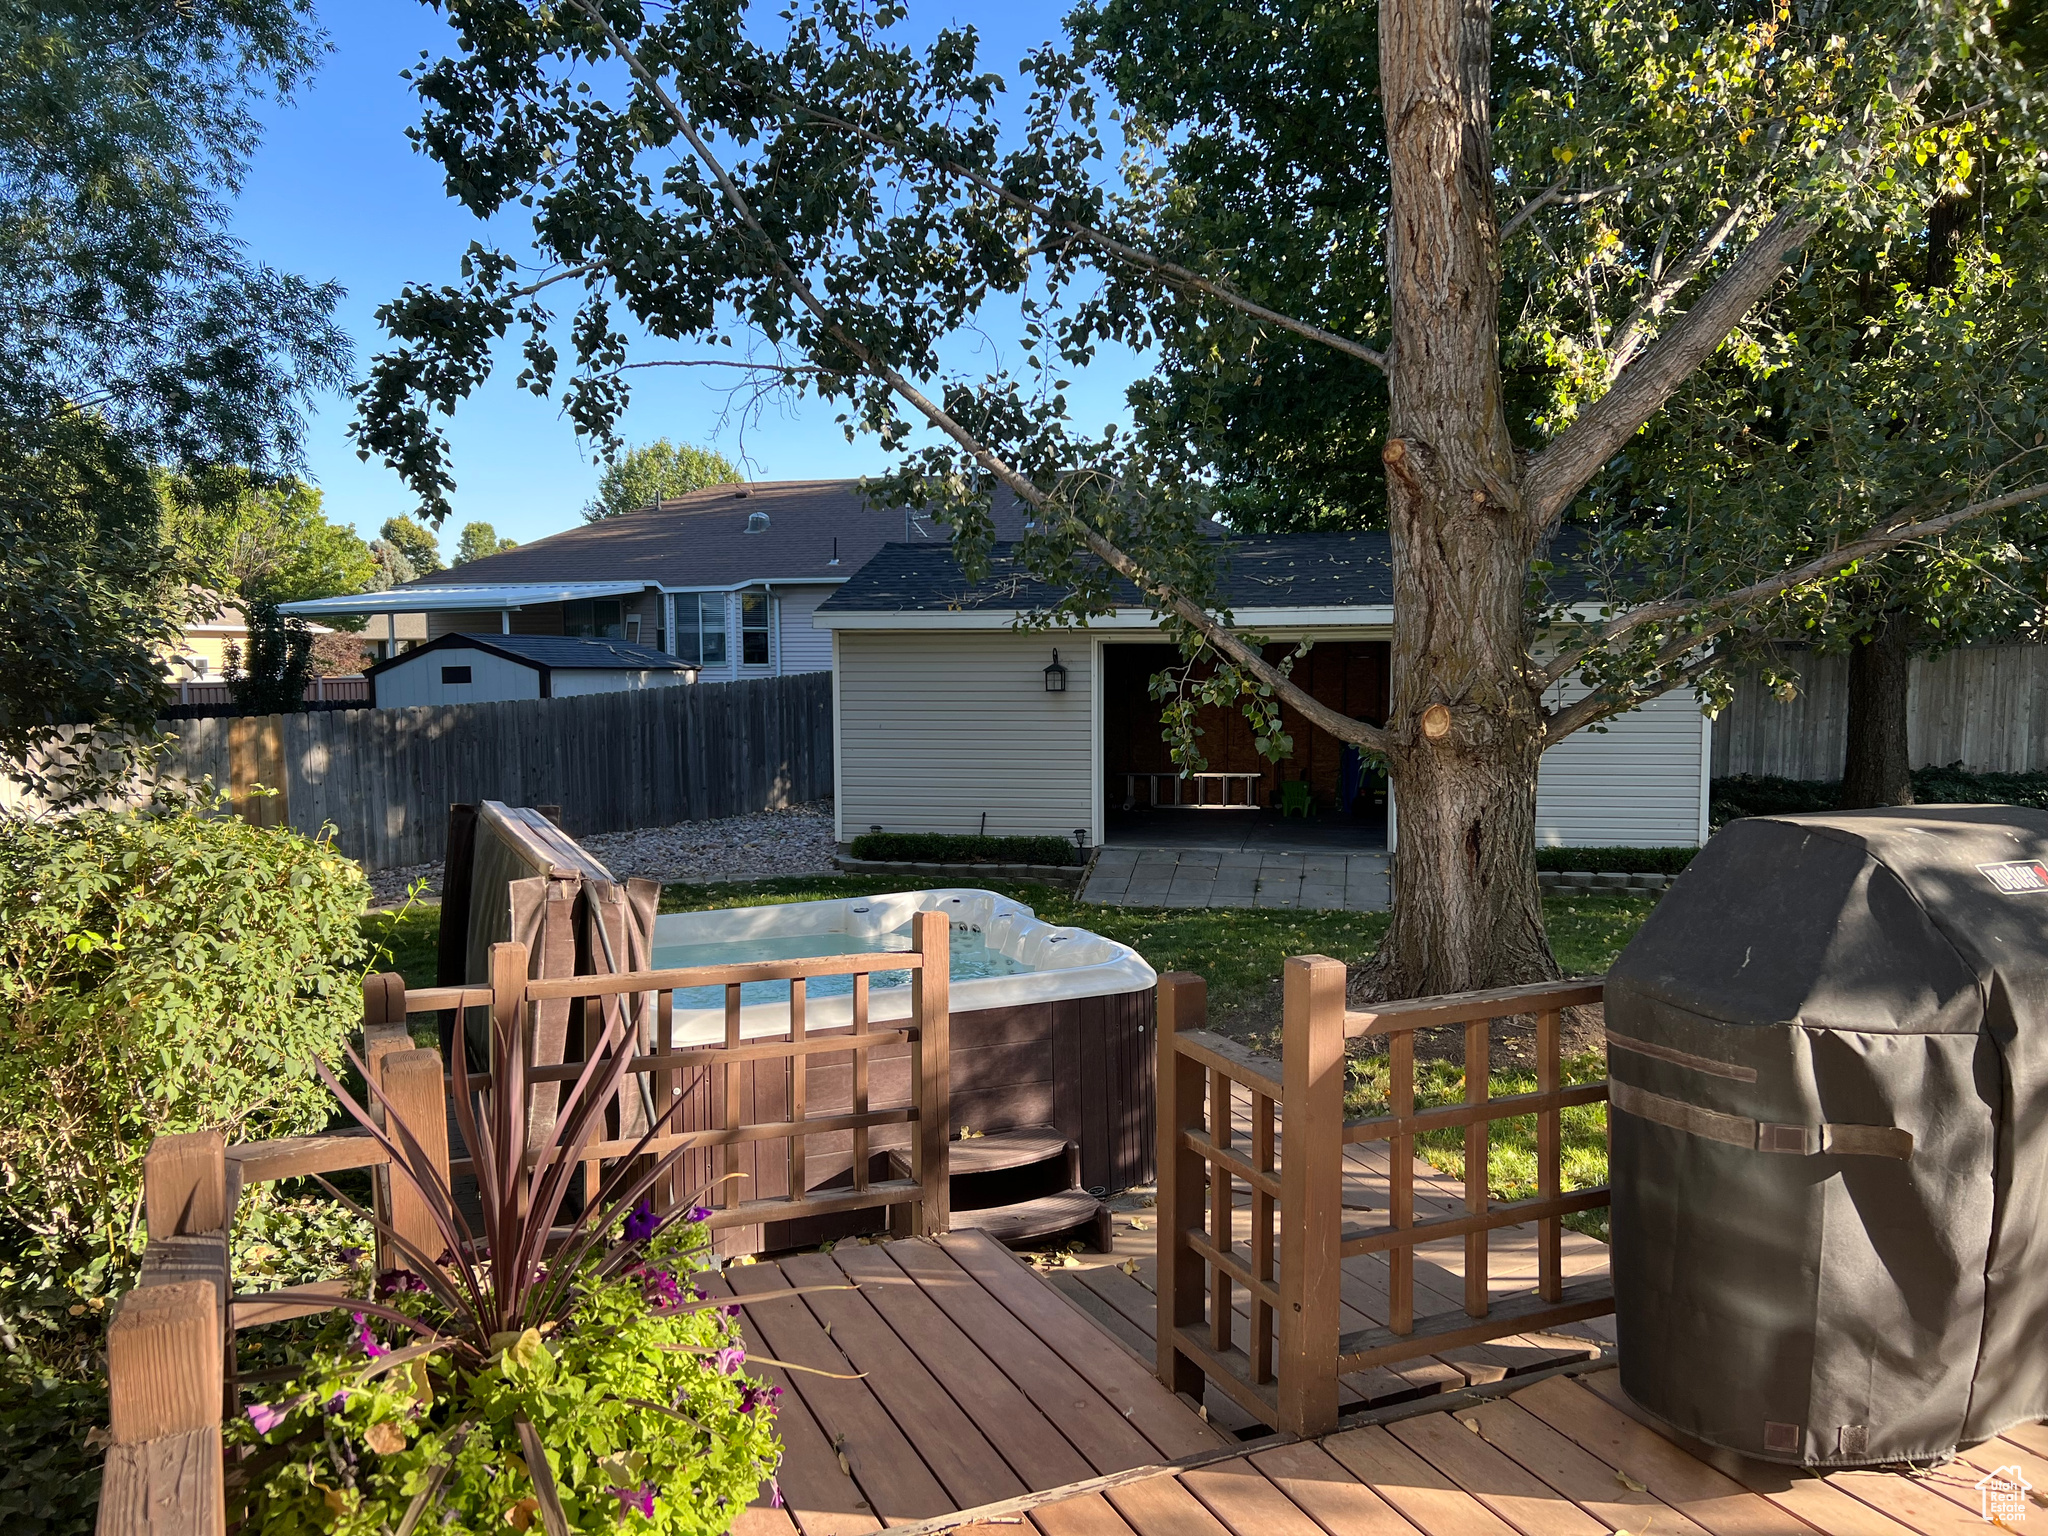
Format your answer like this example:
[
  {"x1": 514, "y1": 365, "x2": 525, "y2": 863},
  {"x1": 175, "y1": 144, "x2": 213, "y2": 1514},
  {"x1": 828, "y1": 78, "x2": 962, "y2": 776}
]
[
  {"x1": 98, "y1": 921, "x2": 951, "y2": 1535},
  {"x1": 1157, "y1": 958, "x2": 1612, "y2": 1437}
]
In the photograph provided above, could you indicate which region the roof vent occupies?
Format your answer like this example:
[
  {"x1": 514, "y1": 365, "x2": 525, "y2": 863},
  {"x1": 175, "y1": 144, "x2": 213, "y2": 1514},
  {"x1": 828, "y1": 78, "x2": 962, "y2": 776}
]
[{"x1": 745, "y1": 510, "x2": 770, "y2": 533}]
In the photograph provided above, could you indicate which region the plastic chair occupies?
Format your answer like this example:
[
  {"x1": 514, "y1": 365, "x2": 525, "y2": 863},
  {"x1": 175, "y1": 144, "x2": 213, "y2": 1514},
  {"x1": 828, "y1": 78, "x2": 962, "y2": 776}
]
[{"x1": 1280, "y1": 780, "x2": 1315, "y2": 819}]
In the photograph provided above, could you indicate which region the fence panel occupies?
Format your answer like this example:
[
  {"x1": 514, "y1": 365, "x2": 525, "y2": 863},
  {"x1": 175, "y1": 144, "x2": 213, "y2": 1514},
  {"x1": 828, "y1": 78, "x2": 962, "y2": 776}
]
[
  {"x1": 9, "y1": 673, "x2": 833, "y2": 868},
  {"x1": 1714, "y1": 643, "x2": 2048, "y2": 779}
]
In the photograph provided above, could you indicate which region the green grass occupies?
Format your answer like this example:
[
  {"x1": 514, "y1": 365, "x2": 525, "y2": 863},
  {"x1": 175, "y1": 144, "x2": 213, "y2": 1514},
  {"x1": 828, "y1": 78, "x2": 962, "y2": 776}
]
[
  {"x1": 1346, "y1": 1052, "x2": 1613, "y2": 1240},
  {"x1": 363, "y1": 878, "x2": 1655, "y2": 1029}
]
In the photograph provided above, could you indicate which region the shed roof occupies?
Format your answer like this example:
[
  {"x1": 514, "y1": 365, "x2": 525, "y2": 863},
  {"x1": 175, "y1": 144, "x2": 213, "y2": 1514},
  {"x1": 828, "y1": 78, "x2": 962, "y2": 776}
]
[
  {"x1": 818, "y1": 530, "x2": 1603, "y2": 621},
  {"x1": 365, "y1": 632, "x2": 695, "y2": 677}
]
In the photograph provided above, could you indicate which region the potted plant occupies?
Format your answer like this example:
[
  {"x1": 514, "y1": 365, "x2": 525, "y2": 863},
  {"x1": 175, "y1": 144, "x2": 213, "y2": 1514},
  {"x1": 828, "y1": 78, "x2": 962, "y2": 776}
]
[{"x1": 232, "y1": 975, "x2": 800, "y2": 1533}]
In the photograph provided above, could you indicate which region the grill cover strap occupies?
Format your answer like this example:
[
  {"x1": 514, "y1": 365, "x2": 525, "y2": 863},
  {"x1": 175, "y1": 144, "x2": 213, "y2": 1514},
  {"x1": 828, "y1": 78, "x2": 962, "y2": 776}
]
[
  {"x1": 1610, "y1": 1080, "x2": 1912, "y2": 1160},
  {"x1": 1606, "y1": 1029, "x2": 1759, "y2": 1083}
]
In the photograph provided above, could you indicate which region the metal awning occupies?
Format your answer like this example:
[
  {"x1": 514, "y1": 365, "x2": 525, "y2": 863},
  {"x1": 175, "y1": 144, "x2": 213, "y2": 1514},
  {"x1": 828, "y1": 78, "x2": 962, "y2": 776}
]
[{"x1": 278, "y1": 581, "x2": 650, "y2": 616}]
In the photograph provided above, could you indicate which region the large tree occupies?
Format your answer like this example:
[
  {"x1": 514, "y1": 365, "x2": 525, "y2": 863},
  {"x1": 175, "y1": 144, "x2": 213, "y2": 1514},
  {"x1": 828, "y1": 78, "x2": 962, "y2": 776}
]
[
  {"x1": 166, "y1": 468, "x2": 378, "y2": 608},
  {"x1": 0, "y1": 0, "x2": 350, "y2": 793},
  {"x1": 583, "y1": 438, "x2": 741, "y2": 521},
  {"x1": 357, "y1": 0, "x2": 2047, "y2": 997}
]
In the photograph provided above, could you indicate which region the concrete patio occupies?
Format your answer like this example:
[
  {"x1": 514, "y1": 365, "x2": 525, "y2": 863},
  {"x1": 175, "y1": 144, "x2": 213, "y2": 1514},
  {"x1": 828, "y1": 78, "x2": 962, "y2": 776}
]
[{"x1": 1082, "y1": 845, "x2": 1391, "y2": 910}]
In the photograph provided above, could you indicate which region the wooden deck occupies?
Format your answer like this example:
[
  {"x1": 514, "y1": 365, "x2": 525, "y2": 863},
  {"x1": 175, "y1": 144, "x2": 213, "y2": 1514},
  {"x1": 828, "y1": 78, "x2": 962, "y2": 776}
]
[{"x1": 725, "y1": 1230, "x2": 2030, "y2": 1536}]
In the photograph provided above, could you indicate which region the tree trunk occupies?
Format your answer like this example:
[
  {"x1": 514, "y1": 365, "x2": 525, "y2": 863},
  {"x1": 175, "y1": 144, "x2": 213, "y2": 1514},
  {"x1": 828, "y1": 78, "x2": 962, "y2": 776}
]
[
  {"x1": 1838, "y1": 622, "x2": 1914, "y2": 808},
  {"x1": 1360, "y1": 0, "x2": 1560, "y2": 999}
]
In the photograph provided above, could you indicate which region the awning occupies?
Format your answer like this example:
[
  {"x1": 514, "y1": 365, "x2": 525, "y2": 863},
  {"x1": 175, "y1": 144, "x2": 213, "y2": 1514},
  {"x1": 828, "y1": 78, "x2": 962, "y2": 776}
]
[{"x1": 278, "y1": 581, "x2": 651, "y2": 616}]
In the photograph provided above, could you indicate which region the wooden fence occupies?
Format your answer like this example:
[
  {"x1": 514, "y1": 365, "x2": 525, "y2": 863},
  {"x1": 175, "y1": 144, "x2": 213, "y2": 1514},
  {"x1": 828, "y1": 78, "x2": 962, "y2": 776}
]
[
  {"x1": 26, "y1": 671, "x2": 832, "y2": 869},
  {"x1": 101, "y1": 923, "x2": 951, "y2": 1534},
  {"x1": 1157, "y1": 965, "x2": 1613, "y2": 1437},
  {"x1": 1714, "y1": 643, "x2": 2048, "y2": 780}
]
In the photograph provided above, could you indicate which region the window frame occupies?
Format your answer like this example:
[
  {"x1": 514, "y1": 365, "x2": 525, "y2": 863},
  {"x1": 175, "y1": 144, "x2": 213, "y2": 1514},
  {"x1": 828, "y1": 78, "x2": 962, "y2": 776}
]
[
  {"x1": 673, "y1": 592, "x2": 728, "y2": 668},
  {"x1": 739, "y1": 590, "x2": 773, "y2": 667}
]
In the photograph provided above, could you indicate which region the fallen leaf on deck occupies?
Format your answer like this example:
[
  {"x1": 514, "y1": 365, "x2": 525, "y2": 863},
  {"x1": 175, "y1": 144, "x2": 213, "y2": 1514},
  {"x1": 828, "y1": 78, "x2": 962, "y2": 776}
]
[
  {"x1": 1462, "y1": 1417, "x2": 1481, "y2": 1434},
  {"x1": 1614, "y1": 1470, "x2": 1649, "y2": 1493},
  {"x1": 1120, "y1": 1259, "x2": 1139, "y2": 1277}
]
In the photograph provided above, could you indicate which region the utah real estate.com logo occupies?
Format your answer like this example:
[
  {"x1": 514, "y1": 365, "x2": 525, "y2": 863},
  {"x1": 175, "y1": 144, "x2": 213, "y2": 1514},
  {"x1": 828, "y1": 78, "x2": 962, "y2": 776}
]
[{"x1": 1978, "y1": 1466, "x2": 2033, "y2": 1527}]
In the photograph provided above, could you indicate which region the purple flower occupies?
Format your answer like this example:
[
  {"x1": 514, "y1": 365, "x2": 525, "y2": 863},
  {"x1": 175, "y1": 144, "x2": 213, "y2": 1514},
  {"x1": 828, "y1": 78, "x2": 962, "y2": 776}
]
[
  {"x1": 338, "y1": 1246, "x2": 365, "y2": 1265},
  {"x1": 634, "y1": 1265, "x2": 683, "y2": 1311},
  {"x1": 375, "y1": 1269, "x2": 428, "y2": 1297},
  {"x1": 245, "y1": 1400, "x2": 294, "y2": 1434},
  {"x1": 686, "y1": 1204, "x2": 712, "y2": 1223},
  {"x1": 352, "y1": 1312, "x2": 389, "y2": 1360},
  {"x1": 623, "y1": 1198, "x2": 661, "y2": 1243},
  {"x1": 721, "y1": 1304, "x2": 741, "y2": 1320},
  {"x1": 769, "y1": 1478, "x2": 784, "y2": 1509},
  {"x1": 322, "y1": 1390, "x2": 350, "y2": 1416},
  {"x1": 611, "y1": 1483, "x2": 657, "y2": 1517},
  {"x1": 712, "y1": 1344, "x2": 746, "y2": 1375},
  {"x1": 739, "y1": 1382, "x2": 780, "y2": 1414}
]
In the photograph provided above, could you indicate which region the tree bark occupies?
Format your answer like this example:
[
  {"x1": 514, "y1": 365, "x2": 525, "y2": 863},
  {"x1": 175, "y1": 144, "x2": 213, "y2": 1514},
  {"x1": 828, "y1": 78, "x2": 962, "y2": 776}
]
[
  {"x1": 1838, "y1": 622, "x2": 1914, "y2": 808},
  {"x1": 1360, "y1": 0, "x2": 1560, "y2": 998}
]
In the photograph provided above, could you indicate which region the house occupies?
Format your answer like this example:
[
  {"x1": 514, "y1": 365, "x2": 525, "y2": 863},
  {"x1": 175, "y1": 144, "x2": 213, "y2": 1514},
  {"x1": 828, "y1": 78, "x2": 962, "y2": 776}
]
[
  {"x1": 814, "y1": 535, "x2": 1713, "y2": 850},
  {"x1": 278, "y1": 481, "x2": 1033, "y2": 680},
  {"x1": 365, "y1": 633, "x2": 697, "y2": 708},
  {"x1": 167, "y1": 591, "x2": 343, "y2": 681}
]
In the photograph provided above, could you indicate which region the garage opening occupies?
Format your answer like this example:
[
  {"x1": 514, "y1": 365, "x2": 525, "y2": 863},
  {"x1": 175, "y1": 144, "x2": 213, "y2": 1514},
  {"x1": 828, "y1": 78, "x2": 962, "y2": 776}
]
[{"x1": 1101, "y1": 641, "x2": 1391, "y2": 849}]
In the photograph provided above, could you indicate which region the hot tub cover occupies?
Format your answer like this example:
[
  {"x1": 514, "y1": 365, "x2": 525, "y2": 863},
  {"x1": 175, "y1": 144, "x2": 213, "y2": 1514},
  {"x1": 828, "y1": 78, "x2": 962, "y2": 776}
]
[{"x1": 1607, "y1": 806, "x2": 2048, "y2": 1467}]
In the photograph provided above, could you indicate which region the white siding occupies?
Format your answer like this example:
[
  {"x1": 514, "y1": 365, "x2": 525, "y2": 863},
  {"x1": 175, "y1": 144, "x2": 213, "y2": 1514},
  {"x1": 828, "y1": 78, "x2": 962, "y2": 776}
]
[
  {"x1": 373, "y1": 646, "x2": 541, "y2": 708},
  {"x1": 836, "y1": 629, "x2": 1094, "y2": 841},
  {"x1": 1535, "y1": 684, "x2": 1710, "y2": 846},
  {"x1": 777, "y1": 585, "x2": 836, "y2": 675},
  {"x1": 549, "y1": 668, "x2": 691, "y2": 697}
]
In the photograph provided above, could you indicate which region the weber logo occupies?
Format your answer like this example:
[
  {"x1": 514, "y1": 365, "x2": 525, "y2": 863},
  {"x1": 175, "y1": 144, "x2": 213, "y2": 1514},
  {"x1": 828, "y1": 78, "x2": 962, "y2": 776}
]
[{"x1": 1979, "y1": 860, "x2": 2048, "y2": 894}]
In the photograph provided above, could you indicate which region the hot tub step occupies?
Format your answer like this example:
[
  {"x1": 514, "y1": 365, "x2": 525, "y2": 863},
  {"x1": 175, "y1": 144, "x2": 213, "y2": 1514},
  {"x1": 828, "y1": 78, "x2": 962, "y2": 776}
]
[
  {"x1": 889, "y1": 1126, "x2": 1082, "y2": 1212},
  {"x1": 949, "y1": 1191, "x2": 1112, "y2": 1251}
]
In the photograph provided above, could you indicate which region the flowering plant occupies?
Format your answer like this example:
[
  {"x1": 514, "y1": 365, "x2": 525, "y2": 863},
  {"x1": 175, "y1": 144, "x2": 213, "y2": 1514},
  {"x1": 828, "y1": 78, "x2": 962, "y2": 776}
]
[{"x1": 230, "y1": 952, "x2": 805, "y2": 1532}]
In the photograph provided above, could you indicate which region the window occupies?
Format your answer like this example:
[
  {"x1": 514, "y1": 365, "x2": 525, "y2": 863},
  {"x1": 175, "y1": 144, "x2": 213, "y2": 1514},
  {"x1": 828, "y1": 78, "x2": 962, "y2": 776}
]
[
  {"x1": 441, "y1": 665, "x2": 473, "y2": 684},
  {"x1": 740, "y1": 591, "x2": 773, "y2": 666},
  {"x1": 561, "y1": 598, "x2": 623, "y2": 638},
  {"x1": 626, "y1": 615, "x2": 641, "y2": 646},
  {"x1": 674, "y1": 593, "x2": 727, "y2": 667}
]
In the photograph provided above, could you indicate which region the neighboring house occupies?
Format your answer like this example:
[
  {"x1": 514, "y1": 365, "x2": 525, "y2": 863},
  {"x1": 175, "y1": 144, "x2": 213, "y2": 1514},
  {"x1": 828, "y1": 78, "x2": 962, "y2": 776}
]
[
  {"x1": 815, "y1": 535, "x2": 1713, "y2": 850},
  {"x1": 366, "y1": 633, "x2": 697, "y2": 708},
  {"x1": 278, "y1": 480, "x2": 1032, "y2": 681},
  {"x1": 168, "y1": 591, "x2": 343, "y2": 681}
]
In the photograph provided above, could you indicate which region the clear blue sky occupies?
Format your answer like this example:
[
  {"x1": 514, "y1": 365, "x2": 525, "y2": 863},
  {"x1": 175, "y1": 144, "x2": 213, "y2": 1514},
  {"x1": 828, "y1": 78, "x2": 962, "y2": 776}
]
[{"x1": 231, "y1": 1, "x2": 1150, "y2": 556}]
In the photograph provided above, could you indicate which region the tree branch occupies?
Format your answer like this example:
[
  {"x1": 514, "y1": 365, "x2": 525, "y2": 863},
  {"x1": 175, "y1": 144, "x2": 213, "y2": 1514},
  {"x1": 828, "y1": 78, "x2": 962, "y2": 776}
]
[
  {"x1": 1519, "y1": 207, "x2": 1817, "y2": 533},
  {"x1": 1540, "y1": 646, "x2": 1723, "y2": 744},
  {"x1": 579, "y1": 1, "x2": 1394, "y2": 755},
  {"x1": 1535, "y1": 479, "x2": 2048, "y2": 703},
  {"x1": 1605, "y1": 194, "x2": 1752, "y2": 375},
  {"x1": 780, "y1": 101, "x2": 1389, "y2": 373}
]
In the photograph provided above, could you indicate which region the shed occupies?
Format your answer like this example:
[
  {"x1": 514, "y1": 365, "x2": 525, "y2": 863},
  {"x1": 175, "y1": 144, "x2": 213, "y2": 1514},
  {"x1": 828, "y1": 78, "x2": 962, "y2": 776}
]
[
  {"x1": 813, "y1": 536, "x2": 1713, "y2": 850},
  {"x1": 1607, "y1": 806, "x2": 2048, "y2": 1466},
  {"x1": 365, "y1": 632, "x2": 697, "y2": 709}
]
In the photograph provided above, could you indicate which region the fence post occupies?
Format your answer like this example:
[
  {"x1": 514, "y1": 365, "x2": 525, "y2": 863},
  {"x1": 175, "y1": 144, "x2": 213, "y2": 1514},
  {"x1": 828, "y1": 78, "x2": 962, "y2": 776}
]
[
  {"x1": 1275, "y1": 954, "x2": 1345, "y2": 1439},
  {"x1": 143, "y1": 1132, "x2": 226, "y2": 1244},
  {"x1": 1155, "y1": 973, "x2": 1208, "y2": 1402},
  {"x1": 910, "y1": 909, "x2": 951, "y2": 1236},
  {"x1": 102, "y1": 1280, "x2": 225, "y2": 1533},
  {"x1": 381, "y1": 1049, "x2": 452, "y2": 1270}
]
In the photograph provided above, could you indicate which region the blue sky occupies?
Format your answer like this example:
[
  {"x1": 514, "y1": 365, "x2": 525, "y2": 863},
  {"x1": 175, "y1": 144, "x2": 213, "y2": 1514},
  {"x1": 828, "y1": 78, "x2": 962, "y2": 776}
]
[{"x1": 232, "y1": 1, "x2": 1151, "y2": 555}]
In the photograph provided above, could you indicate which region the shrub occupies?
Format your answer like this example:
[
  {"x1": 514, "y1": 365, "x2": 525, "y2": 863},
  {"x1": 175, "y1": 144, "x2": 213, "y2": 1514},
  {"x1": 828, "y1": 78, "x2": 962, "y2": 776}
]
[
  {"x1": 848, "y1": 832, "x2": 1078, "y2": 866},
  {"x1": 1710, "y1": 766, "x2": 2048, "y2": 828},
  {"x1": 1532, "y1": 846, "x2": 1698, "y2": 875},
  {"x1": 0, "y1": 790, "x2": 370, "y2": 1309}
]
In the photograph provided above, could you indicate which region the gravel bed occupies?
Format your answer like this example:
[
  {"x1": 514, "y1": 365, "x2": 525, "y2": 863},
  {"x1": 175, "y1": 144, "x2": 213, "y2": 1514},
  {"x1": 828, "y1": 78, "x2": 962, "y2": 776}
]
[{"x1": 367, "y1": 801, "x2": 837, "y2": 907}]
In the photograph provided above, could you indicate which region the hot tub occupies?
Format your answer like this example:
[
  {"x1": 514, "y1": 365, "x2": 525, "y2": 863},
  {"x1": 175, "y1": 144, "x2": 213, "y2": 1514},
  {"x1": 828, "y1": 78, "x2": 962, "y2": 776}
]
[{"x1": 649, "y1": 890, "x2": 1159, "y2": 1235}]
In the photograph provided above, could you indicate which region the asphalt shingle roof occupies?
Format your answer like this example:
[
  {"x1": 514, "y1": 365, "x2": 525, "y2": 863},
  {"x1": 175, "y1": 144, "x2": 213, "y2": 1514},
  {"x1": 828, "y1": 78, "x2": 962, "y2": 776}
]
[
  {"x1": 399, "y1": 480, "x2": 1035, "y2": 592},
  {"x1": 369, "y1": 633, "x2": 694, "y2": 673},
  {"x1": 820, "y1": 533, "x2": 1400, "y2": 615}
]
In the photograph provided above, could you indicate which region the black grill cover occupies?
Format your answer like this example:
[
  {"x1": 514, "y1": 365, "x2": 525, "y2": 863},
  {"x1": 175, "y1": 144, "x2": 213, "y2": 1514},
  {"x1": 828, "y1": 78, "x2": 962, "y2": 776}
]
[{"x1": 1607, "y1": 806, "x2": 2048, "y2": 1467}]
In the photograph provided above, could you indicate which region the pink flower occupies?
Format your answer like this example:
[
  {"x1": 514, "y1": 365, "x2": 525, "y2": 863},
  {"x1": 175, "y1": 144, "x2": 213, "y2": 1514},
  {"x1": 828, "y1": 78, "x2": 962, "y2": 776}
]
[
  {"x1": 352, "y1": 1312, "x2": 389, "y2": 1360},
  {"x1": 712, "y1": 1344, "x2": 746, "y2": 1375},
  {"x1": 739, "y1": 1382, "x2": 780, "y2": 1414},
  {"x1": 769, "y1": 1478, "x2": 784, "y2": 1509},
  {"x1": 245, "y1": 1400, "x2": 294, "y2": 1434},
  {"x1": 611, "y1": 1483, "x2": 657, "y2": 1517}
]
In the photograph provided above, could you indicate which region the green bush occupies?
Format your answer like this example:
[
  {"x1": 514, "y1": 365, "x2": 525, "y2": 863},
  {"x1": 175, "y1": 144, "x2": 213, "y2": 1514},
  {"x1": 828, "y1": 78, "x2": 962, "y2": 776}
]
[
  {"x1": 0, "y1": 792, "x2": 370, "y2": 1318},
  {"x1": 848, "y1": 832, "x2": 1078, "y2": 867},
  {"x1": 1711, "y1": 766, "x2": 2048, "y2": 827},
  {"x1": 1533, "y1": 845, "x2": 1698, "y2": 874}
]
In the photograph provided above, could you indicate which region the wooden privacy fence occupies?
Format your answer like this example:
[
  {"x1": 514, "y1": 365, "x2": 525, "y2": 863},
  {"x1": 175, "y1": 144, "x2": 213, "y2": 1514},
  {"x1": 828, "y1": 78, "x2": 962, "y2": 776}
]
[
  {"x1": 98, "y1": 919, "x2": 951, "y2": 1535},
  {"x1": 84, "y1": 670, "x2": 831, "y2": 868},
  {"x1": 1156, "y1": 962, "x2": 1613, "y2": 1437},
  {"x1": 1715, "y1": 643, "x2": 2048, "y2": 779}
]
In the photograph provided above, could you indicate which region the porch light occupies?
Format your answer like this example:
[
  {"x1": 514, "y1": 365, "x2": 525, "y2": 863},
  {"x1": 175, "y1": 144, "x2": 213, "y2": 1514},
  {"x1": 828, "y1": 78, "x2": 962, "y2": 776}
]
[{"x1": 1044, "y1": 650, "x2": 1068, "y2": 693}]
